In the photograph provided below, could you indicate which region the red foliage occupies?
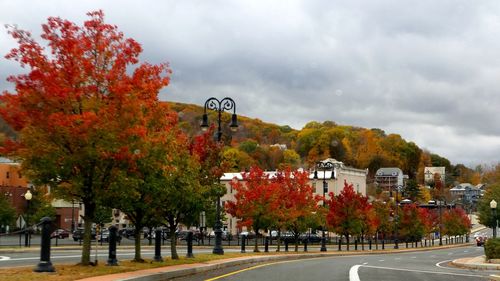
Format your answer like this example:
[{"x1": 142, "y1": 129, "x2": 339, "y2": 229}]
[{"x1": 326, "y1": 181, "x2": 370, "y2": 238}]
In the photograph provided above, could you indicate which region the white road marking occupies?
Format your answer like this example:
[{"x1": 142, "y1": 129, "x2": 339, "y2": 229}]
[
  {"x1": 363, "y1": 262, "x2": 368, "y2": 265},
  {"x1": 0, "y1": 256, "x2": 10, "y2": 261},
  {"x1": 378, "y1": 259, "x2": 384, "y2": 262},
  {"x1": 436, "y1": 260, "x2": 452, "y2": 268},
  {"x1": 464, "y1": 250, "x2": 469, "y2": 253},
  {"x1": 363, "y1": 264, "x2": 483, "y2": 278},
  {"x1": 349, "y1": 265, "x2": 362, "y2": 281}
]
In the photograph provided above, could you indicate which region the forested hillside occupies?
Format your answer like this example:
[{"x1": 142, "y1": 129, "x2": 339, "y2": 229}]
[
  {"x1": 168, "y1": 102, "x2": 477, "y2": 185},
  {"x1": 0, "y1": 100, "x2": 477, "y2": 185}
]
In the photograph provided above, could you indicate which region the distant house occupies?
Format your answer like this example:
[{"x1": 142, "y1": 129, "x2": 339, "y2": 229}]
[
  {"x1": 450, "y1": 183, "x2": 482, "y2": 206},
  {"x1": 375, "y1": 167, "x2": 405, "y2": 192},
  {"x1": 424, "y1": 167, "x2": 446, "y2": 185}
]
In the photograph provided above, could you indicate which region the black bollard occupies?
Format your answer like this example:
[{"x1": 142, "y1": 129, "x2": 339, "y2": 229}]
[
  {"x1": 153, "y1": 229, "x2": 163, "y2": 262},
  {"x1": 34, "y1": 217, "x2": 55, "y2": 272},
  {"x1": 369, "y1": 239, "x2": 372, "y2": 250},
  {"x1": 107, "y1": 225, "x2": 119, "y2": 266},
  {"x1": 338, "y1": 239, "x2": 341, "y2": 251},
  {"x1": 355, "y1": 240, "x2": 358, "y2": 251},
  {"x1": 406, "y1": 241, "x2": 408, "y2": 248},
  {"x1": 186, "y1": 231, "x2": 194, "y2": 258},
  {"x1": 303, "y1": 239, "x2": 308, "y2": 252},
  {"x1": 264, "y1": 237, "x2": 269, "y2": 252},
  {"x1": 382, "y1": 239, "x2": 385, "y2": 250},
  {"x1": 284, "y1": 240, "x2": 289, "y2": 252},
  {"x1": 241, "y1": 235, "x2": 246, "y2": 253}
]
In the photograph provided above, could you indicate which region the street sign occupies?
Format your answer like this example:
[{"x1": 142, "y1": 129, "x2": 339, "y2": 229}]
[{"x1": 16, "y1": 216, "x2": 25, "y2": 228}]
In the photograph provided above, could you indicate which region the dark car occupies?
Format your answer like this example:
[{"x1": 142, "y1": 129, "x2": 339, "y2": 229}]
[
  {"x1": 72, "y1": 228, "x2": 96, "y2": 241},
  {"x1": 51, "y1": 228, "x2": 70, "y2": 239},
  {"x1": 178, "y1": 230, "x2": 202, "y2": 241},
  {"x1": 119, "y1": 228, "x2": 136, "y2": 239},
  {"x1": 300, "y1": 233, "x2": 322, "y2": 243},
  {"x1": 97, "y1": 229, "x2": 122, "y2": 243}
]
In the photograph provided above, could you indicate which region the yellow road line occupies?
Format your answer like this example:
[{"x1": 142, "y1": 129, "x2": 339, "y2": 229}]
[{"x1": 204, "y1": 258, "x2": 325, "y2": 281}]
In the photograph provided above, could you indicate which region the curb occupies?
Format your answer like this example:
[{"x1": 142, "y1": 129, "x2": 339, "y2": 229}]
[
  {"x1": 452, "y1": 256, "x2": 500, "y2": 270},
  {"x1": 77, "y1": 243, "x2": 473, "y2": 281}
]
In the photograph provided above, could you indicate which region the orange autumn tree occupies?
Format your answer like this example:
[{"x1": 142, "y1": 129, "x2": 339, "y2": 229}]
[
  {"x1": 226, "y1": 166, "x2": 278, "y2": 252},
  {"x1": 272, "y1": 167, "x2": 319, "y2": 252},
  {"x1": 0, "y1": 11, "x2": 171, "y2": 265}
]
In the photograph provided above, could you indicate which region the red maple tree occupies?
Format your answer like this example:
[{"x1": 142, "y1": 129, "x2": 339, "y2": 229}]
[
  {"x1": 326, "y1": 181, "x2": 370, "y2": 249},
  {"x1": 0, "y1": 10, "x2": 172, "y2": 264}
]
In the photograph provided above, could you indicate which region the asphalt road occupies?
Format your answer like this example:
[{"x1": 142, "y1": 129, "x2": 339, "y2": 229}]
[{"x1": 174, "y1": 246, "x2": 493, "y2": 281}]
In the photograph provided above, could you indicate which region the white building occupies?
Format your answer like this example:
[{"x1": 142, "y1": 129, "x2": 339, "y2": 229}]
[{"x1": 221, "y1": 159, "x2": 368, "y2": 235}]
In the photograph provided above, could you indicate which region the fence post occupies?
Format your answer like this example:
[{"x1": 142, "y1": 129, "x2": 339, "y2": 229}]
[{"x1": 34, "y1": 217, "x2": 55, "y2": 272}]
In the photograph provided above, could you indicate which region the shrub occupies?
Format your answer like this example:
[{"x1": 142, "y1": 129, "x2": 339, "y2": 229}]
[{"x1": 484, "y1": 238, "x2": 500, "y2": 260}]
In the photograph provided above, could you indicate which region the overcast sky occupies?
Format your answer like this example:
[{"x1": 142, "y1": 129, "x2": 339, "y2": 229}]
[{"x1": 1, "y1": 0, "x2": 500, "y2": 167}]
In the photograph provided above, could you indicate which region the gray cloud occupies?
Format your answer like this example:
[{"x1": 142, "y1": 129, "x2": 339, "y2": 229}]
[{"x1": 2, "y1": 0, "x2": 500, "y2": 166}]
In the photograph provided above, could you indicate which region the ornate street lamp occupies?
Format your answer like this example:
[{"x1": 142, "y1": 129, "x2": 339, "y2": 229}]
[
  {"x1": 201, "y1": 97, "x2": 238, "y2": 255},
  {"x1": 390, "y1": 185, "x2": 401, "y2": 249},
  {"x1": 491, "y1": 200, "x2": 497, "y2": 239},
  {"x1": 23, "y1": 189, "x2": 32, "y2": 247},
  {"x1": 313, "y1": 160, "x2": 338, "y2": 252},
  {"x1": 425, "y1": 170, "x2": 444, "y2": 246}
]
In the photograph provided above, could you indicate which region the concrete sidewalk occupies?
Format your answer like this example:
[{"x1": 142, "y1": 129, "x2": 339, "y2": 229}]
[{"x1": 452, "y1": 256, "x2": 500, "y2": 281}]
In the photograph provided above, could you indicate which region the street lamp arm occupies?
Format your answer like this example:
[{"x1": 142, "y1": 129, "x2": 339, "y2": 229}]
[{"x1": 204, "y1": 97, "x2": 237, "y2": 114}]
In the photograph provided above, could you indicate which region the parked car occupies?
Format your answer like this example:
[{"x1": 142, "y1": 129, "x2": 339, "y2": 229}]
[
  {"x1": 300, "y1": 233, "x2": 322, "y2": 243},
  {"x1": 178, "y1": 230, "x2": 202, "y2": 241},
  {"x1": 239, "y1": 231, "x2": 256, "y2": 240},
  {"x1": 97, "y1": 229, "x2": 122, "y2": 243},
  {"x1": 72, "y1": 228, "x2": 96, "y2": 241},
  {"x1": 119, "y1": 227, "x2": 136, "y2": 239},
  {"x1": 476, "y1": 235, "x2": 488, "y2": 246},
  {"x1": 51, "y1": 228, "x2": 70, "y2": 239},
  {"x1": 209, "y1": 230, "x2": 228, "y2": 240}
]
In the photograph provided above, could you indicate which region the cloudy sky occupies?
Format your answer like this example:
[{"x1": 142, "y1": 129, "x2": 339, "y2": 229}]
[{"x1": 1, "y1": 0, "x2": 500, "y2": 167}]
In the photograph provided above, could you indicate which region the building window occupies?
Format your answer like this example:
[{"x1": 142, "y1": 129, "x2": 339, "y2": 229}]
[
  {"x1": 18, "y1": 172, "x2": 22, "y2": 178},
  {"x1": 6, "y1": 172, "x2": 9, "y2": 179}
]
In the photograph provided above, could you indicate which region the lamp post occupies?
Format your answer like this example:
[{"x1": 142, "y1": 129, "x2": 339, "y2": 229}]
[
  {"x1": 71, "y1": 199, "x2": 75, "y2": 233},
  {"x1": 201, "y1": 97, "x2": 238, "y2": 255},
  {"x1": 313, "y1": 160, "x2": 337, "y2": 252},
  {"x1": 23, "y1": 189, "x2": 32, "y2": 247},
  {"x1": 425, "y1": 170, "x2": 444, "y2": 246},
  {"x1": 389, "y1": 185, "x2": 400, "y2": 249},
  {"x1": 491, "y1": 200, "x2": 497, "y2": 239}
]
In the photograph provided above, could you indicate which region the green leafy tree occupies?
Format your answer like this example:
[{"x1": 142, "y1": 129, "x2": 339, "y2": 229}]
[
  {"x1": 404, "y1": 179, "x2": 421, "y2": 202},
  {"x1": 478, "y1": 183, "x2": 500, "y2": 229},
  {"x1": 0, "y1": 194, "x2": 16, "y2": 231}
]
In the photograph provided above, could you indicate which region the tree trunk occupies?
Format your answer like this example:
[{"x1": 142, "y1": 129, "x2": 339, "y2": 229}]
[
  {"x1": 81, "y1": 200, "x2": 95, "y2": 265},
  {"x1": 254, "y1": 229, "x2": 260, "y2": 252},
  {"x1": 170, "y1": 227, "x2": 178, "y2": 259},
  {"x1": 276, "y1": 230, "x2": 281, "y2": 252},
  {"x1": 134, "y1": 226, "x2": 143, "y2": 262}
]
